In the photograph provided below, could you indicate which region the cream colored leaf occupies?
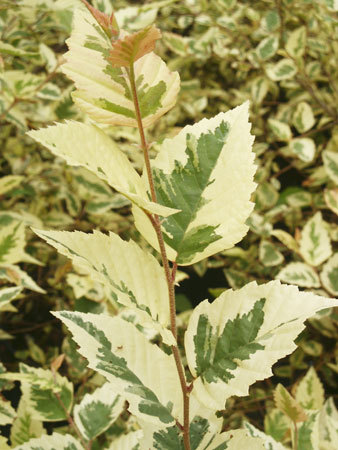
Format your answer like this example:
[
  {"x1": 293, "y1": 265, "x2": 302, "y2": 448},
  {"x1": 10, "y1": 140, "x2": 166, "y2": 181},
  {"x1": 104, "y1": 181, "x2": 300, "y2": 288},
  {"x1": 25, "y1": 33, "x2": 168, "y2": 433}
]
[
  {"x1": 271, "y1": 229, "x2": 299, "y2": 253},
  {"x1": 323, "y1": 150, "x2": 338, "y2": 185},
  {"x1": 286, "y1": 26, "x2": 306, "y2": 58},
  {"x1": 320, "y1": 253, "x2": 338, "y2": 296},
  {"x1": 62, "y1": 8, "x2": 180, "y2": 127},
  {"x1": 276, "y1": 262, "x2": 320, "y2": 288},
  {"x1": 293, "y1": 102, "x2": 315, "y2": 133},
  {"x1": 10, "y1": 397, "x2": 46, "y2": 447},
  {"x1": 12, "y1": 433, "x2": 84, "y2": 450},
  {"x1": 107, "y1": 430, "x2": 143, "y2": 449},
  {"x1": 206, "y1": 429, "x2": 265, "y2": 449},
  {"x1": 274, "y1": 384, "x2": 307, "y2": 423},
  {"x1": 300, "y1": 212, "x2": 332, "y2": 266},
  {"x1": 185, "y1": 280, "x2": 338, "y2": 411},
  {"x1": 0, "y1": 397, "x2": 16, "y2": 426},
  {"x1": 243, "y1": 422, "x2": 288, "y2": 450},
  {"x1": 295, "y1": 367, "x2": 324, "y2": 411},
  {"x1": 54, "y1": 311, "x2": 183, "y2": 426},
  {"x1": 33, "y1": 229, "x2": 174, "y2": 344},
  {"x1": 268, "y1": 119, "x2": 292, "y2": 142},
  {"x1": 27, "y1": 121, "x2": 178, "y2": 218},
  {"x1": 324, "y1": 188, "x2": 338, "y2": 215},
  {"x1": 0, "y1": 222, "x2": 26, "y2": 265},
  {"x1": 0, "y1": 175, "x2": 23, "y2": 195},
  {"x1": 290, "y1": 138, "x2": 316, "y2": 162},
  {"x1": 133, "y1": 102, "x2": 257, "y2": 265}
]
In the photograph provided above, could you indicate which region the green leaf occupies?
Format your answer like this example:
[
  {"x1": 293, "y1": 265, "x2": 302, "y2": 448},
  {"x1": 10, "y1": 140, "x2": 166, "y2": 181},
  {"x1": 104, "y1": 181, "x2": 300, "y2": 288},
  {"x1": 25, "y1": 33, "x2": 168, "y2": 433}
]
[
  {"x1": 290, "y1": 138, "x2": 316, "y2": 162},
  {"x1": 299, "y1": 212, "x2": 332, "y2": 266},
  {"x1": 292, "y1": 102, "x2": 315, "y2": 133},
  {"x1": 259, "y1": 240, "x2": 284, "y2": 267},
  {"x1": 243, "y1": 422, "x2": 287, "y2": 450},
  {"x1": 323, "y1": 150, "x2": 338, "y2": 185},
  {"x1": 12, "y1": 433, "x2": 84, "y2": 450},
  {"x1": 33, "y1": 229, "x2": 174, "y2": 345},
  {"x1": 268, "y1": 119, "x2": 292, "y2": 142},
  {"x1": 10, "y1": 397, "x2": 46, "y2": 447},
  {"x1": 256, "y1": 36, "x2": 279, "y2": 60},
  {"x1": 62, "y1": 8, "x2": 180, "y2": 127},
  {"x1": 295, "y1": 367, "x2": 324, "y2": 411},
  {"x1": 185, "y1": 280, "x2": 338, "y2": 410},
  {"x1": 295, "y1": 412, "x2": 320, "y2": 450},
  {"x1": 266, "y1": 58, "x2": 297, "y2": 81},
  {"x1": 276, "y1": 262, "x2": 320, "y2": 288},
  {"x1": 0, "y1": 397, "x2": 16, "y2": 426},
  {"x1": 286, "y1": 26, "x2": 306, "y2": 58},
  {"x1": 53, "y1": 311, "x2": 183, "y2": 427},
  {"x1": 274, "y1": 384, "x2": 307, "y2": 423},
  {"x1": 27, "y1": 121, "x2": 179, "y2": 218},
  {"x1": 74, "y1": 383, "x2": 124, "y2": 440},
  {"x1": 320, "y1": 253, "x2": 338, "y2": 296},
  {"x1": 133, "y1": 102, "x2": 257, "y2": 265}
]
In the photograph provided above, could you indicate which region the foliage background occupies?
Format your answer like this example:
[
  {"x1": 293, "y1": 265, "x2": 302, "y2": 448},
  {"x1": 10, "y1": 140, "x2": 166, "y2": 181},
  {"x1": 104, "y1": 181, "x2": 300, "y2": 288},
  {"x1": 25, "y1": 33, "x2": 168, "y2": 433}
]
[{"x1": 0, "y1": 0, "x2": 337, "y2": 447}]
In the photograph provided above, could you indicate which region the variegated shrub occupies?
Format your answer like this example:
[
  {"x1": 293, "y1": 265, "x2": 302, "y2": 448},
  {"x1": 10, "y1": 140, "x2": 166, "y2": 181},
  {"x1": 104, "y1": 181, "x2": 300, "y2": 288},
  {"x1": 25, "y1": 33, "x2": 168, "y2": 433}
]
[{"x1": 1, "y1": 1, "x2": 338, "y2": 450}]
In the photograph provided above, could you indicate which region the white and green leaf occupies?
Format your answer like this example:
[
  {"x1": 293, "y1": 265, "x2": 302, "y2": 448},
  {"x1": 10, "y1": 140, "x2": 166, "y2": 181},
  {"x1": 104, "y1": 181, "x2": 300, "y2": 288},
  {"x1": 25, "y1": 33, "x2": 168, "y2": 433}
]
[
  {"x1": 0, "y1": 397, "x2": 16, "y2": 426},
  {"x1": 107, "y1": 430, "x2": 142, "y2": 449},
  {"x1": 12, "y1": 433, "x2": 84, "y2": 450},
  {"x1": 33, "y1": 229, "x2": 174, "y2": 344},
  {"x1": 323, "y1": 150, "x2": 338, "y2": 185},
  {"x1": 53, "y1": 311, "x2": 183, "y2": 427},
  {"x1": 268, "y1": 119, "x2": 292, "y2": 142},
  {"x1": 0, "y1": 264, "x2": 46, "y2": 294},
  {"x1": 0, "y1": 286, "x2": 22, "y2": 313},
  {"x1": 292, "y1": 102, "x2": 315, "y2": 133},
  {"x1": 10, "y1": 397, "x2": 46, "y2": 447},
  {"x1": 266, "y1": 59, "x2": 297, "y2": 81},
  {"x1": 324, "y1": 188, "x2": 338, "y2": 215},
  {"x1": 256, "y1": 36, "x2": 279, "y2": 61},
  {"x1": 295, "y1": 367, "x2": 324, "y2": 411},
  {"x1": 133, "y1": 102, "x2": 257, "y2": 265},
  {"x1": 320, "y1": 253, "x2": 338, "y2": 296},
  {"x1": 74, "y1": 383, "x2": 124, "y2": 440},
  {"x1": 62, "y1": 8, "x2": 180, "y2": 127},
  {"x1": 27, "y1": 121, "x2": 179, "y2": 218},
  {"x1": 184, "y1": 280, "x2": 338, "y2": 410},
  {"x1": 289, "y1": 138, "x2": 316, "y2": 162},
  {"x1": 285, "y1": 26, "x2": 306, "y2": 59},
  {"x1": 276, "y1": 262, "x2": 320, "y2": 288},
  {"x1": 0, "y1": 222, "x2": 26, "y2": 265},
  {"x1": 299, "y1": 212, "x2": 332, "y2": 266},
  {"x1": 243, "y1": 422, "x2": 287, "y2": 450},
  {"x1": 0, "y1": 175, "x2": 24, "y2": 195},
  {"x1": 259, "y1": 240, "x2": 284, "y2": 267}
]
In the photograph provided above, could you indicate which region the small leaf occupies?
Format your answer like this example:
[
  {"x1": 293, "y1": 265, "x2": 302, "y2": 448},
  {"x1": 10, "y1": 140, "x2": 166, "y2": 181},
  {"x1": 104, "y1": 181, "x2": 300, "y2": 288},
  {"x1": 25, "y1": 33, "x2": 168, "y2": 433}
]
[
  {"x1": 0, "y1": 222, "x2": 25, "y2": 265},
  {"x1": 0, "y1": 286, "x2": 22, "y2": 313},
  {"x1": 268, "y1": 119, "x2": 292, "y2": 142},
  {"x1": 0, "y1": 397, "x2": 16, "y2": 426},
  {"x1": 74, "y1": 383, "x2": 124, "y2": 440},
  {"x1": 133, "y1": 102, "x2": 257, "y2": 265},
  {"x1": 299, "y1": 212, "x2": 332, "y2": 266},
  {"x1": 108, "y1": 430, "x2": 142, "y2": 449},
  {"x1": 0, "y1": 264, "x2": 46, "y2": 294},
  {"x1": 264, "y1": 408, "x2": 290, "y2": 443},
  {"x1": 289, "y1": 138, "x2": 316, "y2": 162},
  {"x1": 50, "y1": 354, "x2": 65, "y2": 374},
  {"x1": 109, "y1": 25, "x2": 161, "y2": 67},
  {"x1": 259, "y1": 240, "x2": 284, "y2": 267},
  {"x1": 292, "y1": 102, "x2": 315, "y2": 133},
  {"x1": 12, "y1": 433, "x2": 84, "y2": 450},
  {"x1": 206, "y1": 429, "x2": 265, "y2": 449},
  {"x1": 320, "y1": 253, "x2": 338, "y2": 296},
  {"x1": 266, "y1": 58, "x2": 297, "y2": 81},
  {"x1": 296, "y1": 367, "x2": 324, "y2": 410},
  {"x1": 323, "y1": 150, "x2": 338, "y2": 185},
  {"x1": 80, "y1": 0, "x2": 119, "y2": 40},
  {"x1": 274, "y1": 384, "x2": 307, "y2": 423},
  {"x1": 10, "y1": 397, "x2": 46, "y2": 447},
  {"x1": 0, "y1": 175, "x2": 24, "y2": 195},
  {"x1": 244, "y1": 421, "x2": 287, "y2": 450},
  {"x1": 271, "y1": 229, "x2": 299, "y2": 253},
  {"x1": 185, "y1": 280, "x2": 338, "y2": 410},
  {"x1": 286, "y1": 26, "x2": 306, "y2": 58},
  {"x1": 256, "y1": 36, "x2": 279, "y2": 60},
  {"x1": 324, "y1": 188, "x2": 338, "y2": 215},
  {"x1": 276, "y1": 262, "x2": 320, "y2": 288}
]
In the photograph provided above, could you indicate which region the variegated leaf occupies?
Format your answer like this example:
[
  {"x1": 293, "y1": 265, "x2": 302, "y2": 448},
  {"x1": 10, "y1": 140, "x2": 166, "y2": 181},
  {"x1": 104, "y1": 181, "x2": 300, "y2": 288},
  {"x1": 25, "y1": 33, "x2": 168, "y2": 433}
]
[
  {"x1": 300, "y1": 212, "x2": 332, "y2": 266},
  {"x1": 74, "y1": 382, "x2": 124, "y2": 440},
  {"x1": 324, "y1": 188, "x2": 338, "y2": 215},
  {"x1": 323, "y1": 150, "x2": 338, "y2": 185},
  {"x1": 0, "y1": 264, "x2": 46, "y2": 294},
  {"x1": 0, "y1": 175, "x2": 23, "y2": 195},
  {"x1": 184, "y1": 280, "x2": 338, "y2": 410},
  {"x1": 319, "y1": 398, "x2": 338, "y2": 449},
  {"x1": 268, "y1": 119, "x2": 292, "y2": 142},
  {"x1": 294, "y1": 411, "x2": 320, "y2": 450},
  {"x1": 286, "y1": 26, "x2": 306, "y2": 58},
  {"x1": 133, "y1": 102, "x2": 257, "y2": 265},
  {"x1": 27, "y1": 121, "x2": 178, "y2": 218},
  {"x1": 276, "y1": 262, "x2": 320, "y2": 288},
  {"x1": 0, "y1": 222, "x2": 25, "y2": 265},
  {"x1": 0, "y1": 437, "x2": 10, "y2": 450},
  {"x1": 264, "y1": 408, "x2": 290, "y2": 443},
  {"x1": 320, "y1": 253, "x2": 338, "y2": 296},
  {"x1": 108, "y1": 430, "x2": 143, "y2": 449},
  {"x1": 0, "y1": 286, "x2": 22, "y2": 312},
  {"x1": 256, "y1": 36, "x2": 279, "y2": 61},
  {"x1": 12, "y1": 433, "x2": 84, "y2": 450},
  {"x1": 243, "y1": 422, "x2": 287, "y2": 450},
  {"x1": 62, "y1": 8, "x2": 180, "y2": 127},
  {"x1": 266, "y1": 59, "x2": 297, "y2": 81},
  {"x1": 206, "y1": 429, "x2": 265, "y2": 450},
  {"x1": 53, "y1": 311, "x2": 183, "y2": 427},
  {"x1": 295, "y1": 367, "x2": 324, "y2": 411},
  {"x1": 293, "y1": 102, "x2": 315, "y2": 133},
  {"x1": 259, "y1": 240, "x2": 284, "y2": 267},
  {"x1": 290, "y1": 138, "x2": 316, "y2": 162},
  {"x1": 275, "y1": 384, "x2": 307, "y2": 423},
  {"x1": 10, "y1": 397, "x2": 46, "y2": 447},
  {"x1": 33, "y1": 229, "x2": 174, "y2": 344},
  {"x1": 0, "y1": 397, "x2": 16, "y2": 426},
  {"x1": 271, "y1": 229, "x2": 299, "y2": 253}
]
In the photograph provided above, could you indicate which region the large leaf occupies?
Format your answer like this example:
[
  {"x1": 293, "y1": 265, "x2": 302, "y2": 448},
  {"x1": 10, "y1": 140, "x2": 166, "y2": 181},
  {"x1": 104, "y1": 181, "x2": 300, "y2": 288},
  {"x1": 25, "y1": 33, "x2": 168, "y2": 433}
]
[
  {"x1": 74, "y1": 382, "x2": 124, "y2": 440},
  {"x1": 62, "y1": 8, "x2": 180, "y2": 127},
  {"x1": 133, "y1": 102, "x2": 256, "y2": 265},
  {"x1": 184, "y1": 280, "x2": 338, "y2": 410},
  {"x1": 53, "y1": 311, "x2": 183, "y2": 427},
  {"x1": 27, "y1": 121, "x2": 178, "y2": 218},
  {"x1": 299, "y1": 212, "x2": 332, "y2": 266},
  {"x1": 34, "y1": 229, "x2": 174, "y2": 344},
  {"x1": 13, "y1": 433, "x2": 84, "y2": 450}
]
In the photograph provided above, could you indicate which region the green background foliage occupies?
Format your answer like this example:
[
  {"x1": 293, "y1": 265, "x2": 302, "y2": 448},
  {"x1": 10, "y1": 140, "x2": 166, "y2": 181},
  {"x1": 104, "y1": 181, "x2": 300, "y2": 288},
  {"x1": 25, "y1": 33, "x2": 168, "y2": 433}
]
[{"x1": 0, "y1": 0, "x2": 337, "y2": 448}]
